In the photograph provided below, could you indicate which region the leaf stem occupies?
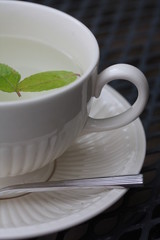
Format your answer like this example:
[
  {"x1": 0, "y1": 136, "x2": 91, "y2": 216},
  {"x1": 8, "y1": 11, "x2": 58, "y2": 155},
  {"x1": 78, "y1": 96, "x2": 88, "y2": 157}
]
[
  {"x1": 16, "y1": 91, "x2": 21, "y2": 97},
  {"x1": 75, "y1": 73, "x2": 81, "y2": 77}
]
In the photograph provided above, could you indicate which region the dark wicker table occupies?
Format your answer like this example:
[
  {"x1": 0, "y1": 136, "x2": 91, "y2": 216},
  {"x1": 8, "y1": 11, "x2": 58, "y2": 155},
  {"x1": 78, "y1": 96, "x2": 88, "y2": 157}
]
[{"x1": 20, "y1": 0, "x2": 160, "y2": 239}]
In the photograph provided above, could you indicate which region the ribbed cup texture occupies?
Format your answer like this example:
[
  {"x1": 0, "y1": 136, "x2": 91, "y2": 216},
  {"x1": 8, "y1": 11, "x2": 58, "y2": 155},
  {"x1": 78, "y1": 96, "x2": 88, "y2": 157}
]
[{"x1": 0, "y1": 133, "x2": 57, "y2": 177}]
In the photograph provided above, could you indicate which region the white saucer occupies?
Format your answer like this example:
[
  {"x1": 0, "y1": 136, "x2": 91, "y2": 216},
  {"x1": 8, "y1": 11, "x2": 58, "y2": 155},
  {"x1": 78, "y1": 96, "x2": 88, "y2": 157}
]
[{"x1": 0, "y1": 85, "x2": 146, "y2": 240}]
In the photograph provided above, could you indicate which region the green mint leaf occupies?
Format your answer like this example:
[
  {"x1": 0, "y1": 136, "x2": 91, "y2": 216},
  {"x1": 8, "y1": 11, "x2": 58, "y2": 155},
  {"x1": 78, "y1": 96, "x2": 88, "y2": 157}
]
[
  {"x1": 0, "y1": 63, "x2": 21, "y2": 96},
  {"x1": 18, "y1": 71, "x2": 77, "y2": 92}
]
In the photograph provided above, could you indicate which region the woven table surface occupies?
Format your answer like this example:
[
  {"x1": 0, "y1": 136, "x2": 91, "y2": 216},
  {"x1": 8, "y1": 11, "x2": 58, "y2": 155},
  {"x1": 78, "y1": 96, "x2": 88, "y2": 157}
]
[{"x1": 20, "y1": 1, "x2": 160, "y2": 239}]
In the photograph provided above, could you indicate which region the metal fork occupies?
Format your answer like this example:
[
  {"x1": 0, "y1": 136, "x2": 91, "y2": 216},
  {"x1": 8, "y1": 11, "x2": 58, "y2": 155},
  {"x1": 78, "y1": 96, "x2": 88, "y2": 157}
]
[{"x1": 0, "y1": 174, "x2": 143, "y2": 197}]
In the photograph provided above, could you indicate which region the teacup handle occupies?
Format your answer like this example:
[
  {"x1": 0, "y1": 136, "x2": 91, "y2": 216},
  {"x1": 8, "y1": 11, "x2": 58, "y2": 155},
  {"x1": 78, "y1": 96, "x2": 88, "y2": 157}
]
[{"x1": 84, "y1": 64, "x2": 149, "y2": 132}]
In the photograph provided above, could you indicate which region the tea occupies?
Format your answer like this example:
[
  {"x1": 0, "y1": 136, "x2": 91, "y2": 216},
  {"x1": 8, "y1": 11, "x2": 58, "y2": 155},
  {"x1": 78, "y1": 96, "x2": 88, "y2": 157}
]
[{"x1": 0, "y1": 36, "x2": 82, "y2": 101}]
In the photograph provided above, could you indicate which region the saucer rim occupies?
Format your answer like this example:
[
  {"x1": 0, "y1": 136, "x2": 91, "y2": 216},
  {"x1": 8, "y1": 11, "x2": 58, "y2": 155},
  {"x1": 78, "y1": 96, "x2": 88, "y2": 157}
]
[{"x1": 0, "y1": 85, "x2": 146, "y2": 239}]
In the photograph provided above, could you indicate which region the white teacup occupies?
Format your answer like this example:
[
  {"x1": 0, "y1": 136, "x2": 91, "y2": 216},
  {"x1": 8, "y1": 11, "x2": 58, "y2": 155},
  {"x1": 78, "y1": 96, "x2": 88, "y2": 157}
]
[{"x1": 0, "y1": 1, "x2": 149, "y2": 178}]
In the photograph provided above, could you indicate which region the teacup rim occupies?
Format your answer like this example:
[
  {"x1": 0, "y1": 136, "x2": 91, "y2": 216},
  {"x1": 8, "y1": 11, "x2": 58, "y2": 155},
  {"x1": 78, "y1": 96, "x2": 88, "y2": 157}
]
[{"x1": 0, "y1": 0, "x2": 99, "y2": 107}]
